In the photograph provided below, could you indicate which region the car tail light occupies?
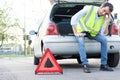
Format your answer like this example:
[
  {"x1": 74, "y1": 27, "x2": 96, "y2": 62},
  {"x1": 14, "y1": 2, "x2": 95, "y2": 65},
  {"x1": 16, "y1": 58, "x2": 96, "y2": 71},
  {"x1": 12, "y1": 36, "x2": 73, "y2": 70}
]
[
  {"x1": 46, "y1": 23, "x2": 58, "y2": 35},
  {"x1": 110, "y1": 24, "x2": 119, "y2": 35}
]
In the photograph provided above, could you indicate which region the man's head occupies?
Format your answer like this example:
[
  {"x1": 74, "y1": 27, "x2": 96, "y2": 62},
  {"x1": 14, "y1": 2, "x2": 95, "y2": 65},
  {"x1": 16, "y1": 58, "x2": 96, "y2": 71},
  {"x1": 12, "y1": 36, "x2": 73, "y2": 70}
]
[{"x1": 98, "y1": 2, "x2": 113, "y2": 16}]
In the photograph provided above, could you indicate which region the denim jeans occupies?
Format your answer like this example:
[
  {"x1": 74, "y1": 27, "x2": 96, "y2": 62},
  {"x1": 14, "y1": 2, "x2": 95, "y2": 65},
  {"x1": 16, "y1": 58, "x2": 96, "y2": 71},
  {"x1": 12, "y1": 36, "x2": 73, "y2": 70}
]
[{"x1": 76, "y1": 33, "x2": 108, "y2": 65}]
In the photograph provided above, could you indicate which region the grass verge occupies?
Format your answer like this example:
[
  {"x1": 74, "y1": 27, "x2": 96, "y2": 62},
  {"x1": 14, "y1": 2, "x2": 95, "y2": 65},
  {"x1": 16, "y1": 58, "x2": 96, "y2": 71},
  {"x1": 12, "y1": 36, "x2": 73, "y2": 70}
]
[{"x1": 0, "y1": 54, "x2": 33, "y2": 58}]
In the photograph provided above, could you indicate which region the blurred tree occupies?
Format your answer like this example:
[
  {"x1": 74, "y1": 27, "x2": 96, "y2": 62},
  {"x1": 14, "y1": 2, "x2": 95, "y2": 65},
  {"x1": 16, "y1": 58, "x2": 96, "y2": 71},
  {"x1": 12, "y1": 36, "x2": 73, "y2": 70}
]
[
  {"x1": 116, "y1": 19, "x2": 120, "y2": 35},
  {"x1": 0, "y1": 7, "x2": 21, "y2": 47},
  {"x1": 116, "y1": 19, "x2": 120, "y2": 25}
]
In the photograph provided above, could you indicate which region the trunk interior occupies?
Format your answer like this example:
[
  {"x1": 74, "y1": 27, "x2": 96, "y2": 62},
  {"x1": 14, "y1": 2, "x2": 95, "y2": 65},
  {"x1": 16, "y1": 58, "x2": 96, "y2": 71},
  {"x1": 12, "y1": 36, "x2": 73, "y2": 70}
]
[{"x1": 51, "y1": 4, "x2": 85, "y2": 35}]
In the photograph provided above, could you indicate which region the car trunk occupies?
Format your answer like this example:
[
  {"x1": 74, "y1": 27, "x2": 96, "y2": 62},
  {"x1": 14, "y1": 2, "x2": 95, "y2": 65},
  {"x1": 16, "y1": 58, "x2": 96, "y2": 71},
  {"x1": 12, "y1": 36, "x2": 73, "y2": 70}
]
[
  {"x1": 50, "y1": 0, "x2": 108, "y2": 36},
  {"x1": 51, "y1": 3, "x2": 85, "y2": 36},
  {"x1": 50, "y1": 2, "x2": 117, "y2": 36}
]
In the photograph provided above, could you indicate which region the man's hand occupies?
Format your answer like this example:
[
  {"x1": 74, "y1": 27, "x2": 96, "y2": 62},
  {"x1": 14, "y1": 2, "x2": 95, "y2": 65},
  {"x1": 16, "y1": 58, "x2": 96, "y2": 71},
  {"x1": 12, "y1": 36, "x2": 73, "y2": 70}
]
[
  {"x1": 72, "y1": 26, "x2": 86, "y2": 37},
  {"x1": 75, "y1": 33, "x2": 86, "y2": 37},
  {"x1": 105, "y1": 14, "x2": 111, "y2": 24}
]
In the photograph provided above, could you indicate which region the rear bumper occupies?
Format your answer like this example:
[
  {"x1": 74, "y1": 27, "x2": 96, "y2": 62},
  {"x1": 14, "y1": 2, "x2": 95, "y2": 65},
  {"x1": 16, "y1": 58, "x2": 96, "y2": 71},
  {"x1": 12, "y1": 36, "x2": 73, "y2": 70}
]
[{"x1": 43, "y1": 35, "x2": 120, "y2": 55}]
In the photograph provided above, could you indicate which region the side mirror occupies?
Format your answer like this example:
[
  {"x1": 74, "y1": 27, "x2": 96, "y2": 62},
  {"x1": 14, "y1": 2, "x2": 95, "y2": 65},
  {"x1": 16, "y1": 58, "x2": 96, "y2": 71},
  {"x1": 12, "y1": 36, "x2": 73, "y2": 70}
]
[{"x1": 29, "y1": 30, "x2": 37, "y2": 35}]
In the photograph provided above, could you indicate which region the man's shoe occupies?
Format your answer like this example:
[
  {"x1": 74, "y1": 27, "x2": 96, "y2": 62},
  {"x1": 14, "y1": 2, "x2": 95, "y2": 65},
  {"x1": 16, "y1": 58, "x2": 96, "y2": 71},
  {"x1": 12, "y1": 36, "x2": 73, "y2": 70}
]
[
  {"x1": 100, "y1": 64, "x2": 113, "y2": 71},
  {"x1": 83, "y1": 64, "x2": 91, "y2": 73}
]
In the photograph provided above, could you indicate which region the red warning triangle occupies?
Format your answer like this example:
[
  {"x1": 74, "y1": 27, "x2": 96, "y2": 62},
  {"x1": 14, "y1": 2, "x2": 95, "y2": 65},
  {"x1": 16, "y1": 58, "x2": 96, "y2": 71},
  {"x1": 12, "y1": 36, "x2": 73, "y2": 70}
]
[{"x1": 35, "y1": 48, "x2": 63, "y2": 74}]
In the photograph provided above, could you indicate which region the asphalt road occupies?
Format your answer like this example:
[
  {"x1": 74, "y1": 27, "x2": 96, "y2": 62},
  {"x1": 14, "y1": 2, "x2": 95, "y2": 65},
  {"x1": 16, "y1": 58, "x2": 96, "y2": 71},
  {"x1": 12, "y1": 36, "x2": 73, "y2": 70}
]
[{"x1": 0, "y1": 57, "x2": 120, "y2": 80}]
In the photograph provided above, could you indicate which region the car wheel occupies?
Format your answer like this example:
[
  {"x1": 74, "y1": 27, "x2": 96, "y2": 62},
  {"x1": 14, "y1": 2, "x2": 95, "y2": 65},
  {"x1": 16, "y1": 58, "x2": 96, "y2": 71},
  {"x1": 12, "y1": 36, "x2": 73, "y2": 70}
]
[
  {"x1": 77, "y1": 57, "x2": 82, "y2": 64},
  {"x1": 34, "y1": 55, "x2": 39, "y2": 65},
  {"x1": 107, "y1": 53, "x2": 119, "y2": 67}
]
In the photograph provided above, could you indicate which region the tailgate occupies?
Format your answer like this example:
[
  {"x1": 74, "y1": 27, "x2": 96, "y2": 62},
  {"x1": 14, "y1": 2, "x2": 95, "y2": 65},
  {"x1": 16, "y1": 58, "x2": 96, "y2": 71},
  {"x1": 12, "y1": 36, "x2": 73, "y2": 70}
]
[{"x1": 43, "y1": 35, "x2": 120, "y2": 53}]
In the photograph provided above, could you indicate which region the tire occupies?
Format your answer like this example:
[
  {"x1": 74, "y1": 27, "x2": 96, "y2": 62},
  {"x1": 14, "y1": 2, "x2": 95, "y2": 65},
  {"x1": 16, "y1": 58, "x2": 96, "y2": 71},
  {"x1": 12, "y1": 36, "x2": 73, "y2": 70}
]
[
  {"x1": 107, "y1": 53, "x2": 119, "y2": 67},
  {"x1": 34, "y1": 55, "x2": 39, "y2": 65},
  {"x1": 77, "y1": 57, "x2": 82, "y2": 64}
]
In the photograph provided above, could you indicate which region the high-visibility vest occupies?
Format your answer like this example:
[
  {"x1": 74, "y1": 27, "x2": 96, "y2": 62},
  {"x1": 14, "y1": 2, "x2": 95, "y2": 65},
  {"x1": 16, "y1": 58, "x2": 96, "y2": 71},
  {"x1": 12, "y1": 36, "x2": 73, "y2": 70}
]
[{"x1": 76, "y1": 6, "x2": 105, "y2": 37}]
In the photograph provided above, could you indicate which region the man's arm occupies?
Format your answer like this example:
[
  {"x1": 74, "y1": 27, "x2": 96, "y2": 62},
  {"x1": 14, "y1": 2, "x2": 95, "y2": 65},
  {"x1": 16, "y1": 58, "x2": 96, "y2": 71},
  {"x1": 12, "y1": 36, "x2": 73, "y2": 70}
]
[
  {"x1": 71, "y1": 6, "x2": 88, "y2": 27},
  {"x1": 72, "y1": 26, "x2": 86, "y2": 37},
  {"x1": 71, "y1": 6, "x2": 89, "y2": 37},
  {"x1": 103, "y1": 15, "x2": 111, "y2": 34}
]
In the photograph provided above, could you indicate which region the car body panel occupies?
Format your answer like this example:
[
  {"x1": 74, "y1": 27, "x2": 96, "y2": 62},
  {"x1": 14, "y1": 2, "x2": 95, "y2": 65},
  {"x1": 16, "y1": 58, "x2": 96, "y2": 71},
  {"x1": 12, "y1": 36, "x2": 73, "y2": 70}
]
[
  {"x1": 34, "y1": 35, "x2": 120, "y2": 57},
  {"x1": 54, "y1": 0, "x2": 106, "y2": 3},
  {"x1": 44, "y1": 35, "x2": 120, "y2": 54}
]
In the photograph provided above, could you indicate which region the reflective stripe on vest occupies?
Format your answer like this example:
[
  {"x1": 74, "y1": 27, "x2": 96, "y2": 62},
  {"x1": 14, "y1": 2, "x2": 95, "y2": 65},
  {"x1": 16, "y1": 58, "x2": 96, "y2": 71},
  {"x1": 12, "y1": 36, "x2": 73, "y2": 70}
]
[
  {"x1": 84, "y1": 6, "x2": 98, "y2": 34},
  {"x1": 76, "y1": 6, "x2": 105, "y2": 36},
  {"x1": 77, "y1": 6, "x2": 94, "y2": 32}
]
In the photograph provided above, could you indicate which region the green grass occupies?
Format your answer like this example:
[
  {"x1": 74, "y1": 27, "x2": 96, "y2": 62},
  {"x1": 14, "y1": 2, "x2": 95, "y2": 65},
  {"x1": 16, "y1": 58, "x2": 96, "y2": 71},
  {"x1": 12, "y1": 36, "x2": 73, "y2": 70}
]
[{"x1": 0, "y1": 54, "x2": 33, "y2": 58}]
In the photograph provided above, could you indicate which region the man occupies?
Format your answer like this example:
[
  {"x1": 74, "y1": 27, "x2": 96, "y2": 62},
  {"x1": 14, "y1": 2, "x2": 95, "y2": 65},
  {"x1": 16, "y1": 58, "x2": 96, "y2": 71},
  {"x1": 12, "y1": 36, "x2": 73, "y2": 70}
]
[{"x1": 71, "y1": 2, "x2": 114, "y2": 73}]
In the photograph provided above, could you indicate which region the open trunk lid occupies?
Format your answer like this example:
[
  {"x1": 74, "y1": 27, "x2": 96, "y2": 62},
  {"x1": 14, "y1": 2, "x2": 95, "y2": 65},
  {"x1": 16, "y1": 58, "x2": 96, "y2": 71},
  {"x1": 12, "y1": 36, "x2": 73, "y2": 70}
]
[{"x1": 54, "y1": 0, "x2": 107, "y2": 3}]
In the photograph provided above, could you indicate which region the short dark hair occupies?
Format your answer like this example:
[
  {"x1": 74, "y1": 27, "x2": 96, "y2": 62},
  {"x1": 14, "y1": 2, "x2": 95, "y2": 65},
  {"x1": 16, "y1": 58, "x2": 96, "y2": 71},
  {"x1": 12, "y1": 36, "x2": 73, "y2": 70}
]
[{"x1": 102, "y1": 2, "x2": 113, "y2": 12}]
